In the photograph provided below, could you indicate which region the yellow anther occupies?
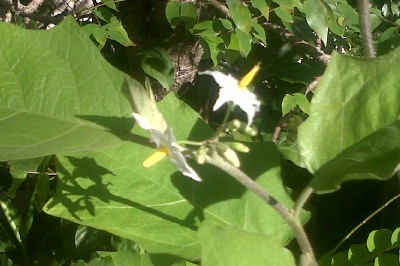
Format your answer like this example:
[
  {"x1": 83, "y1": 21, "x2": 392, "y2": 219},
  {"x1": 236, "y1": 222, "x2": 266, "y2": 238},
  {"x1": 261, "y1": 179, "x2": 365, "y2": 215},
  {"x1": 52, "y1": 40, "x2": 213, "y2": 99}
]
[
  {"x1": 143, "y1": 147, "x2": 170, "y2": 168},
  {"x1": 238, "y1": 62, "x2": 261, "y2": 90}
]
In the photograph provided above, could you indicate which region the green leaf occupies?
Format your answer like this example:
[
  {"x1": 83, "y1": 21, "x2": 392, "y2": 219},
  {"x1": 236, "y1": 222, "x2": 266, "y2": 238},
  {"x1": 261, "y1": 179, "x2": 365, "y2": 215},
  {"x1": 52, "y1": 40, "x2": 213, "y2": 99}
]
[
  {"x1": 92, "y1": 26, "x2": 108, "y2": 49},
  {"x1": 293, "y1": 93, "x2": 310, "y2": 115},
  {"x1": 281, "y1": 94, "x2": 296, "y2": 116},
  {"x1": 218, "y1": 18, "x2": 233, "y2": 30},
  {"x1": 298, "y1": 48, "x2": 400, "y2": 173},
  {"x1": 311, "y1": 121, "x2": 400, "y2": 193},
  {"x1": 251, "y1": 0, "x2": 271, "y2": 20},
  {"x1": 274, "y1": 7, "x2": 293, "y2": 23},
  {"x1": 303, "y1": 0, "x2": 329, "y2": 45},
  {"x1": 165, "y1": 1, "x2": 181, "y2": 29},
  {"x1": 101, "y1": 0, "x2": 117, "y2": 11},
  {"x1": 180, "y1": 2, "x2": 198, "y2": 29},
  {"x1": 198, "y1": 221, "x2": 295, "y2": 266},
  {"x1": 0, "y1": 17, "x2": 134, "y2": 161},
  {"x1": 367, "y1": 229, "x2": 393, "y2": 253},
  {"x1": 44, "y1": 94, "x2": 309, "y2": 259},
  {"x1": 235, "y1": 28, "x2": 252, "y2": 57},
  {"x1": 226, "y1": 0, "x2": 252, "y2": 33},
  {"x1": 105, "y1": 18, "x2": 134, "y2": 47},
  {"x1": 251, "y1": 19, "x2": 267, "y2": 45},
  {"x1": 33, "y1": 173, "x2": 50, "y2": 211},
  {"x1": 96, "y1": 250, "x2": 153, "y2": 266},
  {"x1": 8, "y1": 158, "x2": 41, "y2": 197},
  {"x1": 139, "y1": 47, "x2": 174, "y2": 91},
  {"x1": 93, "y1": 6, "x2": 114, "y2": 22},
  {"x1": 278, "y1": 142, "x2": 306, "y2": 168}
]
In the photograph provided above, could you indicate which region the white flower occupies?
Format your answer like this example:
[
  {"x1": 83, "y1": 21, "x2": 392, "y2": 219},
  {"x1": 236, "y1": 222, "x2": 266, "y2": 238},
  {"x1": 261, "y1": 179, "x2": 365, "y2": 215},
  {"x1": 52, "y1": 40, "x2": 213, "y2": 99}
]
[
  {"x1": 199, "y1": 64, "x2": 261, "y2": 126},
  {"x1": 132, "y1": 113, "x2": 202, "y2": 182}
]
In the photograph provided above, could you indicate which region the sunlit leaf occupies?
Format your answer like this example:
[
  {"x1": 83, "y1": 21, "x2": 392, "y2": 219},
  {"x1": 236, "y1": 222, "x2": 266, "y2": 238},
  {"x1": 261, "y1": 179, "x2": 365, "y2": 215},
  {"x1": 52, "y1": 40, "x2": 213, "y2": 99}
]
[
  {"x1": 198, "y1": 221, "x2": 295, "y2": 266},
  {"x1": 226, "y1": 0, "x2": 252, "y2": 33},
  {"x1": 0, "y1": 17, "x2": 134, "y2": 161}
]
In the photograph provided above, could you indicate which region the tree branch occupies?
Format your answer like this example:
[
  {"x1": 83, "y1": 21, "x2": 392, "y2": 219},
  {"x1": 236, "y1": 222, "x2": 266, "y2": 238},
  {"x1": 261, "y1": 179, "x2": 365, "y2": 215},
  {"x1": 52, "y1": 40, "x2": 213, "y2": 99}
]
[{"x1": 357, "y1": 0, "x2": 376, "y2": 57}]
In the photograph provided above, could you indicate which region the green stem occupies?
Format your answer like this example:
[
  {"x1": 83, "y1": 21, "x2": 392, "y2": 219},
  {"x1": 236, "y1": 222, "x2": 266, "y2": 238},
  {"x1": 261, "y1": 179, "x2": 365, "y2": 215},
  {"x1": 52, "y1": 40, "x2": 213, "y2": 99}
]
[
  {"x1": 293, "y1": 186, "x2": 314, "y2": 218},
  {"x1": 213, "y1": 103, "x2": 235, "y2": 139},
  {"x1": 332, "y1": 193, "x2": 400, "y2": 254},
  {"x1": 205, "y1": 154, "x2": 317, "y2": 265}
]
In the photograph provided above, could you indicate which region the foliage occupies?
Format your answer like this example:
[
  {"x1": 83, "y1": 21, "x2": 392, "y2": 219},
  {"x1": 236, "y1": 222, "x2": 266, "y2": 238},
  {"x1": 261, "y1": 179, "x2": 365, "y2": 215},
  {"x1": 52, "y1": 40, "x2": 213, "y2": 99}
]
[
  {"x1": 0, "y1": 0, "x2": 400, "y2": 265},
  {"x1": 320, "y1": 228, "x2": 400, "y2": 265}
]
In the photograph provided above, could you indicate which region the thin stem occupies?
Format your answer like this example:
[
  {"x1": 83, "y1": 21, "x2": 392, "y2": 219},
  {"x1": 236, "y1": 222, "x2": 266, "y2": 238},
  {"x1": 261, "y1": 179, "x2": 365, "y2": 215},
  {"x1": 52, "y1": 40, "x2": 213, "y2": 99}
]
[
  {"x1": 212, "y1": 103, "x2": 235, "y2": 139},
  {"x1": 294, "y1": 186, "x2": 314, "y2": 218},
  {"x1": 332, "y1": 193, "x2": 400, "y2": 254},
  {"x1": 177, "y1": 140, "x2": 204, "y2": 146},
  {"x1": 205, "y1": 153, "x2": 317, "y2": 265}
]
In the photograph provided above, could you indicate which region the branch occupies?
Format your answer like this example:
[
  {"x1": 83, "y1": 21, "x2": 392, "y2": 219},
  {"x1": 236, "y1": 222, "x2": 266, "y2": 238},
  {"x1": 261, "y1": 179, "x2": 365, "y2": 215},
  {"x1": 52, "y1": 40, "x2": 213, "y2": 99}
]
[
  {"x1": 205, "y1": 153, "x2": 317, "y2": 265},
  {"x1": 4, "y1": 0, "x2": 45, "y2": 14},
  {"x1": 205, "y1": 0, "x2": 230, "y2": 17},
  {"x1": 357, "y1": 0, "x2": 376, "y2": 57}
]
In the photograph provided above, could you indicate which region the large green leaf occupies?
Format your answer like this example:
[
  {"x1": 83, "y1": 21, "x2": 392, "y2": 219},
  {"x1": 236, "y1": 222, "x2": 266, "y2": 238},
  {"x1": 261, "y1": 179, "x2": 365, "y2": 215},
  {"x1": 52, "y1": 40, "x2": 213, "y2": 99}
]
[
  {"x1": 0, "y1": 17, "x2": 133, "y2": 161},
  {"x1": 298, "y1": 48, "x2": 400, "y2": 174},
  {"x1": 312, "y1": 121, "x2": 400, "y2": 192},
  {"x1": 198, "y1": 221, "x2": 295, "y2": 266},
  {"x1": 45, "y1": 94, "x2": 308, "y2": 259}
]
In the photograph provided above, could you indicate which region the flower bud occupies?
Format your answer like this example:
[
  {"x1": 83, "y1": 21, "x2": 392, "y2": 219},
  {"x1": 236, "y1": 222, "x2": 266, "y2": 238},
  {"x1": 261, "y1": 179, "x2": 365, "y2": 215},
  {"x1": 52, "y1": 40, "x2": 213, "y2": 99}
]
[
  {"x1": 222, "y1": 148, "x2": 241, "y2": 168},
  {"x1": 227, "y1": 142, "x2": 250, "y2": 153},
  {"x1": 245, "y1": 126, "x2": 258, "y2": 136}
]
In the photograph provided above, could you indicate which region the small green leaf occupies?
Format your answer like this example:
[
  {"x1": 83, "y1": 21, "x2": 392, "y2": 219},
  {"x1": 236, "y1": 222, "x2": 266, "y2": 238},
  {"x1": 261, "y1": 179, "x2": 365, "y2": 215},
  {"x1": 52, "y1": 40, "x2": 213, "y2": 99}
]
[
  {"x1": 226, "y1": 0, "x2": 252, "y2": 33},
  {"x1": 293, "y1": 93, "x2": 310, "y2": 115},
  {"x1": 367, "y1": 229, "x2": 393, "y2": 253},
  {"x1": 236, "y1": 28, "x2": 252, "y2": 57},
  {"x1": 180, "y1": 2, "x2": 198, "y2": 29},
  {"x1": 281, "y1": 94, "x2": 296, "y2": 115},
  {"x1": 92, "y1": 26, "x2": 108, "y2": 49},
  {"x1": 303, "y1": 0, "x2": 329, "y2": 45},
  {"x1": 105, "y1": 19, "x2": 134, "y2": 47},
  {"x1": 218, "y1": 18, "x2": 233, "y2": 30},
  {"x1": 251, "y1": 0, "x2": 270, "y2": 20},
  {"x1": 165, "y1": 1, "x2": 181, "y2": 29},
  {"x1": 101, "y1": 0, "x2": 117, "y2": 11},
  {"x1": 33, "y1": 173, "x2": 50, "y2": 211},
  {"x1": 8, "y1": 158, "x2": 41, "y2": 197},
  {"x1": 390, "y1": 228, "x2": 400, "y2": 245},
  {"x1": 227, "y1": 31, "x2": 240, "y2": 51},
  {"x1": 274, "y1": 6, "x2": 293, "y2": 23},
  {"x1": 251, "y1": 19, "x2": 267, "y2": 45},
  {"x1": 139, "y1": 47, "x2": 174, "y2": 90},
  {"x1": 93, "y1": 6, "x2": 114, "y2": 22}
]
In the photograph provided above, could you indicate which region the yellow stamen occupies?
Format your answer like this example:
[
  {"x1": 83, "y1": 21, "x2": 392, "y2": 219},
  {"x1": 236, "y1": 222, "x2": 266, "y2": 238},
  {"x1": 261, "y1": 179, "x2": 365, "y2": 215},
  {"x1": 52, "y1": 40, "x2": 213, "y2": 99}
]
[
  {"x1": 143, "y1": 147, "x2": 170, "y2": 168},
  {"x1": 238, "y1": 62, "x2": 261, "y2": 90}
]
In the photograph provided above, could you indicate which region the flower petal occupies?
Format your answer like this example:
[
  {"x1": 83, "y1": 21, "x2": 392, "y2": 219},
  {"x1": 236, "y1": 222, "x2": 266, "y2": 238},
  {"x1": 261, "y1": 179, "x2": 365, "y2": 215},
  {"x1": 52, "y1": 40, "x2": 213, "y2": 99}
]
[
  {"x1": 132, "y1": 113, "x2": 154, "y2": 130},
  {"x1": 199, "y1": 71, "x2": 238, "y2": 89}
]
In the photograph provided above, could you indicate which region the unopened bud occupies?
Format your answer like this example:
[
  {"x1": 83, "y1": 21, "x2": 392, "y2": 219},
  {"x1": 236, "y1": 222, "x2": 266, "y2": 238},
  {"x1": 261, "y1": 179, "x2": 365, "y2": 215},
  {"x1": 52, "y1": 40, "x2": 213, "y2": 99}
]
[
  {"x1": 222, "y1": 148, "x2": 241, "y2": 168},
  {"x1": 245, "y1": 125, "x2": 258, "y2": 136},
  {"x1": 227, "y1": 142, "x2": 250, "y2": 153},
  {"x1": 231, "y1": 119, "x2": 242, "y2": 129},
  {"x1": 195, "y1": 152, "x2": 206, "y2": 164}
]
